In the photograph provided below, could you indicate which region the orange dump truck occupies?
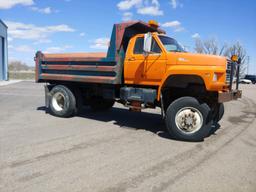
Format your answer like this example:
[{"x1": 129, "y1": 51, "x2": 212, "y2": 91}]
[{"x1": 35, "y1": 20, "x2": 242, "y2": 141}]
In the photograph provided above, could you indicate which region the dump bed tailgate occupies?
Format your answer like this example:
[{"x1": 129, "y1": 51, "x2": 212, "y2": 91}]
[{"x1": 35, "y1": 51, "x2": 121, "y2": 84}]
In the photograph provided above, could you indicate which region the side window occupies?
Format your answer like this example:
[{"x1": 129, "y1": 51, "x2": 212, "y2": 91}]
[
  {"x1": 133, "y1": 36, "x2": 162, "y2": 54},
  {"x1": 151, "y1": 38, "x2": 161, "y2": 53},
  {"x1": 133, "y1": 37, "x2": 144, "y2": 54}
]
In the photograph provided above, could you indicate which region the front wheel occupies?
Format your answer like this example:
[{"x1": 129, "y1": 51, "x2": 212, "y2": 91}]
[
  {"x1": 165, "y1": 97, "x2": 212, "y2": 141},
  {"x1": 213, "y1": 103, "x2": 224, "y2": 123}
]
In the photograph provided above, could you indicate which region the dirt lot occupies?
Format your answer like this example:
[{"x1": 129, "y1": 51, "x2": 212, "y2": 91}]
[{"x1": 0, "y1": 81, "x2": 256, "y2": 192}]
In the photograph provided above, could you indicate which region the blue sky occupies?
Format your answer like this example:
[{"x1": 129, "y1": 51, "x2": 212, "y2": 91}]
[{"x1": 0, "y1": 0, "x2": 255, "y2": 74}]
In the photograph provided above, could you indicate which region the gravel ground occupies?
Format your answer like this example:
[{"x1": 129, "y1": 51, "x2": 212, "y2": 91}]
[{"x1": 0, "y1": 81, "x2": 255, "y2": 192}]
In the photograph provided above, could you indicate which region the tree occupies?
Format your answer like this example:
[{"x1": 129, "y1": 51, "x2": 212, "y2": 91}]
[
  {"x1": 194, "y1": 38, "x2": 248, "y2": 77},
  {"x1": 8, "y1": 61, "x2": 33, "y2": 71},
  {"x1": 194, "y1": 38, "x2": 227, "y2": 56},
  {"x1": 223, "y1": 42, "x2": 248, "y2": 77}
]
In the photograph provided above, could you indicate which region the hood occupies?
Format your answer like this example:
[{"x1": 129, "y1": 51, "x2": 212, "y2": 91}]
[{"x1": 174, "y1": 52, "x2": 226, "y2": 66}]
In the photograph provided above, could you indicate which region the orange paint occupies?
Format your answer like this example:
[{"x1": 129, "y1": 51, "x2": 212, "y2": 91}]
[{"x1": 124, "y1": 33, "x2": 228, "y2": 101}]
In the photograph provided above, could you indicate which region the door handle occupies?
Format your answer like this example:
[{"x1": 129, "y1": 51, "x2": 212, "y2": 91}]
[{"x1": 128, "y1": 57, "x2": 135, "y2": 61}]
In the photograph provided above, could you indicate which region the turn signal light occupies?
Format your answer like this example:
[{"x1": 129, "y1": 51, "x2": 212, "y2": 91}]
[
  {"x1": 148, "y1": 20, "x2": 159, "y2": 28},
  {"x1": 231, "y1": 55, "x2": 238, "y2": 62}
]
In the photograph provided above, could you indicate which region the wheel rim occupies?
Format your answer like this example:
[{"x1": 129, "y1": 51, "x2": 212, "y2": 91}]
[
  {"x1": 52, "y1": 92, "x2": 65, "y2": 111},
  {"x1": 175, "y1": 107, "x2": 203, "y2": 134}
]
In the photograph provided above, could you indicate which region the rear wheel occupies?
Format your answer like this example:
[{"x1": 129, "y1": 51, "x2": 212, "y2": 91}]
[
  {"x1": 89, "y1": 97, "x2": 115, "y2": 111},
  {"x1": 165, "y1": 96, "x2": 213, "y2": 141},
  {"x1": 49, "y1": 85, "x2": 77, "y2": 117}
]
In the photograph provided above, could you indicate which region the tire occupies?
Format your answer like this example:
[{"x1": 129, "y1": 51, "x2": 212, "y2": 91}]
[
  {"x1": 213, "y1": 103, "x2": 224, "y2": 123},
  {"x1": 72, "y1": 88, "x2": 84, "y2": 115},
  {"x1": 49, "y1": 85, "x2": 77, "y2": 117},
  {"x1": 89, "y1": 97, "x2": 115, "y2": 111},
  {"x1": 165, "y1": 96, "x2": 213, "y2": 141}
]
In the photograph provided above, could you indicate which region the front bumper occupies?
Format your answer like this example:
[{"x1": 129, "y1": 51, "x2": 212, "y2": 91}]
[{"x1": 218, "y1": 90, "x2": 242, "y2": 103}]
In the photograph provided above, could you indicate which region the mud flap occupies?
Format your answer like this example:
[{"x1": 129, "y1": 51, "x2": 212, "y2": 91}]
[{"x1": 44, "y1": 84, "x2": 53, "y2": 113}]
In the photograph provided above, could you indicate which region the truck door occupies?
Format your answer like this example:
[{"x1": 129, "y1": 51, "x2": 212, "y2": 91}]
[{"x1": 124, "y1": 35, "x2": 166, "y2": 86}]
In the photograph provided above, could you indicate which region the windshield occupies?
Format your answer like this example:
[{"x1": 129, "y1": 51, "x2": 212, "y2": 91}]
[{"x1": 158, "y1": 36, "x2": 185, "y2": 52}]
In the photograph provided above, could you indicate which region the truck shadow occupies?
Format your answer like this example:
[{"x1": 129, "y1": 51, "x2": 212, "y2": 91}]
[
  {"x1": 79, "y1": 106, "x2": 172, "y2": 139},
  {"x1": 37, "y1": 106, "x2": 221, "y2": 141}
]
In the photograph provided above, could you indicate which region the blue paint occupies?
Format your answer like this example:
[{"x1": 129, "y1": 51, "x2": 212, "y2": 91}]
[
  {"x1": 105, "y1": 25, "x2": 117, "y2": 62},
  {"x1": 42, "y1": 69, "x2": 116, "y2": 77},
  {"x1": 0, "y1": 20, "x2": 8, "y2": 81},
  {"x1": 42, "y1": 60, "x2": 116, "y2": 66}
]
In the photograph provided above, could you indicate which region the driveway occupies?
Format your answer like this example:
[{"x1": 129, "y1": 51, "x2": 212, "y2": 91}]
[{"x1": 0, "y1": 81, "x2": 255, "y2": 192}]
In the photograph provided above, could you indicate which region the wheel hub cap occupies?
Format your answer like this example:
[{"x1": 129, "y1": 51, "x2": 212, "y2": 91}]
[
  {"x1": 52, "y1": 92, "x2": 65, "y2": 111},
  {"x1": 175, "y1": 107, "x2": 203, "y2": 134}
]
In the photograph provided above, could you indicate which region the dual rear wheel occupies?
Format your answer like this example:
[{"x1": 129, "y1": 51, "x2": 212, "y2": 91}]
[
  {"x1": 49, "y1": 85, "x2": 76, "y2": 117},
  {"x1": 49, "y1": 85, "x2": 114, "y2": 117}
]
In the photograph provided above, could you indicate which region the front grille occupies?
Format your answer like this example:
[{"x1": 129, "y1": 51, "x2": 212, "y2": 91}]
[
  {"x1": 226, "y1": 60, "x2": 238, "y2": 90},
  {"x1": 226, "y1": 61, "x2": 232, "y2": 84}
]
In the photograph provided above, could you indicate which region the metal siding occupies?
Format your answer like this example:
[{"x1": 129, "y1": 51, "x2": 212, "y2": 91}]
[
  {"x1": 0, "y1": 20, "x2": 8, "y2": 81},
  {"x1": 4, "y1": 34, "x2": 8, "y2": 80},
  {"x1": 36, "y1": 51, "x2": 119, "y2": 84},
  {"x1": 0, "y1": 23, "x2": 6, "y2": 37},
  {"x1": 0, "y1": 37, "x2": 3, "y2": 80}
]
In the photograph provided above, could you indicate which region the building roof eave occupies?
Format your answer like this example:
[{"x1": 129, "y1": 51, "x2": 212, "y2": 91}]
[{"x1": 0, "y1": 19, "x2": 8, "y2": 28}]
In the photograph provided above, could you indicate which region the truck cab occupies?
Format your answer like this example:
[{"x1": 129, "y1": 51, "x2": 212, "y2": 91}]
[
  {"x1": 35, "y1": 20, "x2": 242, "y2": 141},
  {"x1": 125, "y1": 32, "x2": 230, "y2": 93}
]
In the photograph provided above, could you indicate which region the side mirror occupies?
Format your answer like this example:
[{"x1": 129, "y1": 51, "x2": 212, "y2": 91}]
[{"x1": 143, "y1": 32, "x2": 152, "y2": 54}]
